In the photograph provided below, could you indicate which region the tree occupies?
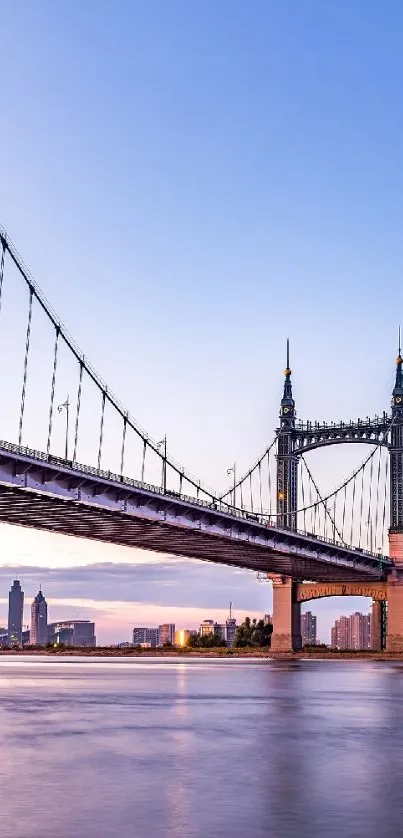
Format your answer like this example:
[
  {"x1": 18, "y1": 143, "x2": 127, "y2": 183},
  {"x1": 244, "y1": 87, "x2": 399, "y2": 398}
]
[
  {"x1": 186, "y1": 631, "x2": 227, "y2": 648},
  {"x1": 234, "y1": 618, "x2": 272, "y2": 648}
]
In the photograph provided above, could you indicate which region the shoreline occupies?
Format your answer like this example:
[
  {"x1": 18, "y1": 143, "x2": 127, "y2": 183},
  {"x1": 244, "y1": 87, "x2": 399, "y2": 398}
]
[{"x1": 1, "y1": 648, "x2": 403, "y2": 660}]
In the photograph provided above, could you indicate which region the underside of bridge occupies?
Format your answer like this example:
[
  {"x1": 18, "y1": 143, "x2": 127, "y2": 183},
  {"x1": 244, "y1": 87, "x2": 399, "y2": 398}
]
[{"x1": 0, "y1": 483, "x2": 385, "y2": 582}]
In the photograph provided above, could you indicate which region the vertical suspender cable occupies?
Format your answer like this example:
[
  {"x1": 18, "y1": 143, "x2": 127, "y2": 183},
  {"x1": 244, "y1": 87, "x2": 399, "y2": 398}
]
[
  {"x1": 19, "y1": 287, "x2": 33, "y2": 446},
  {"x1": 342, "y1": 483, "x2": 347, "y2": 542},
  {"x1": 179, "y1": 470, "x2": 183, "y2": 495},
  {"x1": 309, "y1": 472, "x2": 314, "y2": 531},
  {"x1": 120, "y1": 415, "x2": 127, "y2": 476},
  {"x1": 267, "y1": 450, "x2": 272, "y2": 518},
  {"x1": 0, "y1": 237, "x2": 6, "y2": 319},
  {"x1": 240, "y1": 482, "x2": 244, "y2": 510},
  {"x1": 358, "y1": 466, "x2": 365, "y2": 549},
  {"x1": 249, "y1": 473, "x2": 254, "y2": 513},
  {"x1": 333, "y1": 493, "x2": 337, "y2": 543},
  {"x1": 350, "y1": 474, "x2": 357, "y2": 546},
  {"x1": 374, "y1": 448, "x2": 382, "y2": 553},
  {"x1": 73, "y1": 362, "x2": 84, "y2": 463},
  {"x1": 97, "y1": 389, "x2": 106, "y2": 469},
  {"x1": 366, "y1": 454, "x2": 375, "y2": 550},
  {"x1": 300, "y1": 460, "x2": 306, "y2": 532},
  {"x1": 141, "y1": 439, "x2": 147, "y2": 482},
  {"x1": 258, "y1": 462, "x2": 263, "y2": 517},
  {"x1": 382, "y1": 455, "x2": 389, "y2": 554},
  {"x1": 47, "y1": 327, "x2": 60, "y2": 455}
]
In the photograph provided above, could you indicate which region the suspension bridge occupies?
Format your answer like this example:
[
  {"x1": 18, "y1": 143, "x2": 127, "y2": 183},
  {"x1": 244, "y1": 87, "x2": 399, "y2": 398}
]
[{"x1": 0, "y1": 223, "x2": 402, "y2": 652}]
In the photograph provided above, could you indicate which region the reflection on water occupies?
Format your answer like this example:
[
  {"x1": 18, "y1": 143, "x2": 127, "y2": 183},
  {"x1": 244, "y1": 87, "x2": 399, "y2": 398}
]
[{"x1": 0, "y1": 656, "x2": 402, "y2": 837}]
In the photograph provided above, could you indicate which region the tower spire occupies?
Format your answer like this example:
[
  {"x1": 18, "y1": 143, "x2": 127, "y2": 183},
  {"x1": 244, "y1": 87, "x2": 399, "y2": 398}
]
[
  {"x1": 280, "y1": 338, "x2": 295, "y2": 420},
  {"x1": 393, "y1": 330, "x2": 403, "y2": 399},
  {"x1": 277, "y1": 339, "x2": 298, "y2": 530}
]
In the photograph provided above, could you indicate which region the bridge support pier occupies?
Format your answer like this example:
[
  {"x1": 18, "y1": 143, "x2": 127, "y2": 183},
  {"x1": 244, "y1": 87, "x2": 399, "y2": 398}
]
[
  {"x1": 371, "y1": 600, "x2": 383, "y2": 652},
  {"x1": 269, "y1": 574, "x2": 302, "y2": 652},
  {"x1": 386, "y1": 534, "x2": 403, "y2": 652}
]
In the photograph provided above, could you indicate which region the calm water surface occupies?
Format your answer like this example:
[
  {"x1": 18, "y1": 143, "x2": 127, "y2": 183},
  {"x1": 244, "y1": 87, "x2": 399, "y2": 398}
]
[{"x1": 1, "y1": 656, "x2": 403, "y2": 838}]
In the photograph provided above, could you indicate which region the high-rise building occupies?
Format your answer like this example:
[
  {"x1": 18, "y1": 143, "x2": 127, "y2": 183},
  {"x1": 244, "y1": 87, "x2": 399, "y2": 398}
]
[
  {"x1": 30, "y1": 590, "x2": 48, "y2": 646},
  {"x1": 159, "y1": 624, "x2": 175, "y2": 646},
  {"x1": 350, "y1": 612, "x2": 371, "y2": 650},
  {"x1": 301, "y1": 611, "x2": 317, "y2": 646},
  {"x1": 331, "y1": 612, "x2": 371, "y2": 650},
  {"x1": 48, "y1": 620, "x2": 96, "y2": 647},
  {"x1": 132, "y1": 627, "x2": 159, "y2": 647},
  {"x1": 8, "y1": 580, "x2": 24, "y2": 646}
]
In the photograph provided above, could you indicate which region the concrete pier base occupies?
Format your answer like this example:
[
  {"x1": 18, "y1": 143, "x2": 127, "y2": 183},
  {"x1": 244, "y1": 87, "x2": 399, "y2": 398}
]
[
  {"x1": 371, "y1": 600, "x2": 383, "y2": 651},
  {"x1": 269, "y1": 574, "x2": 302, "y2": 652},
  {"x1": 386, "y1": 533, "x2": 403, "y2": 652}
]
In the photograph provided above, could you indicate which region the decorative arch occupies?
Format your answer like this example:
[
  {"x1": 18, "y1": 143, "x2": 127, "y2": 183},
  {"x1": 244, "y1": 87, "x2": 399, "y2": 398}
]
[{"x1": 296, "y1": 581, "x2": 387, "y2": 603}]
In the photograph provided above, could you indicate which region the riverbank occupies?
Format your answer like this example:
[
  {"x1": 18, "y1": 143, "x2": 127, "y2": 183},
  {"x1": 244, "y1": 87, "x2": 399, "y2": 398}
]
[{"x1": 1, "y1": 647, "x2": 403, "y2": 660}]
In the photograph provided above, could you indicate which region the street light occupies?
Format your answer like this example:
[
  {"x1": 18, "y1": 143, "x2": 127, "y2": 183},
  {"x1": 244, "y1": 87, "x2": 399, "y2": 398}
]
[
  {"x1": 58, "y1": 396, "x2": 70, "y2": 460},
  {"x1": 227, "y1": 463, "x2": 236, "y2": 509}
]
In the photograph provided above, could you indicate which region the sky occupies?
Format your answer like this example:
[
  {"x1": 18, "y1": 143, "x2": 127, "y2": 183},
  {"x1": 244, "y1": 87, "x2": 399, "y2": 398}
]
[{"x1": 1, "y1": 0, "x2": 403, "y2": 642}]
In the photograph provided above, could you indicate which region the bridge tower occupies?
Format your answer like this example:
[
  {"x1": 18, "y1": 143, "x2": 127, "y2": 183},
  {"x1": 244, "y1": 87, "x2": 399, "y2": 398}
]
[
  {"x1": 276, "y1": 340, "x2": 298, "y2": 530},
  {"x1": 387, "y1": 340, "x2": 403, "y2": 650},
  {"x1": 269, "y1": 342, "x2": 302, "y2": 652}
]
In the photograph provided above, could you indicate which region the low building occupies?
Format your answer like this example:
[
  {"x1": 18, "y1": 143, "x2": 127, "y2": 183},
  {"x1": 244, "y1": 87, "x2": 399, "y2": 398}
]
[
  {"x1": 48, "y1": 620, "x2": 96, "y2": 647},
  {"x1": 199, "y1": 619, "x2": 216, "y2": 637},
  {"x1": 199, "y1": 618, "x2": 237, "y2": 645},
  {"x1": 159, "y1": 624, "x2": 175, "y2": 646}
]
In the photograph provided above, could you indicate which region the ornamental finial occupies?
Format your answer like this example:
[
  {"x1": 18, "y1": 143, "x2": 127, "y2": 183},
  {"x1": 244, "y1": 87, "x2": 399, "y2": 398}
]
[{"x1": 284, "y1": 338, "x2": 291, "y2": 377}]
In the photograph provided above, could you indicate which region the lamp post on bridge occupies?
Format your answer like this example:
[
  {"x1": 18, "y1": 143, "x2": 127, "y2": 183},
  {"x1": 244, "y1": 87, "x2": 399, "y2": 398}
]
[
  {"x1": 227, "y1": 463, "x2": 236, "y2": 509},
  {"x1": 58, "y1": 396, "x2": 70, "y2": 460},
  {"x1": 157, "y1": 436, "x2": 167, "y2": 493}
]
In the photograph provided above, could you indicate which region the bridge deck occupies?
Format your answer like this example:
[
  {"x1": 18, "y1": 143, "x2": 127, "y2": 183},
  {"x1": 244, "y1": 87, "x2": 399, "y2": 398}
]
[{"x1": 0, "y1": 441, "x2": 391, "y2": 582}]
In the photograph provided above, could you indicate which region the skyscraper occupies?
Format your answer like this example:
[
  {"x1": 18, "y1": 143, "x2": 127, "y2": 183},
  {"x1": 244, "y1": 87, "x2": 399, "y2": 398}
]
[
  {"x1": 31, "y1": 590, "x2": 48, "y2": 646},
  {"x1": 8, "y1": 580, "x2": 24, "y2": 646},
  {"x1": 301, "y1": 611, "x2": 317, "y2": 646}
]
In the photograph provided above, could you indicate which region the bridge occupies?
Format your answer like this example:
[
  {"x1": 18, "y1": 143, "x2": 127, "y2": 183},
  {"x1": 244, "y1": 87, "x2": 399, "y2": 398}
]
[{"x1": 0, "y1": 223, "x2": 402, "y2": 652}]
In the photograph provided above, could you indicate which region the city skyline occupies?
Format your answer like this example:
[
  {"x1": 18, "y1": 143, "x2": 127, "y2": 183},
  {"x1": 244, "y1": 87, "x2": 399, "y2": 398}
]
[
  {"x1": 0, "y1": 571, "x2": 373, "y2": 645},
  {"x1": 1, "y1": 3, "x2": 402, "y2": 641}
]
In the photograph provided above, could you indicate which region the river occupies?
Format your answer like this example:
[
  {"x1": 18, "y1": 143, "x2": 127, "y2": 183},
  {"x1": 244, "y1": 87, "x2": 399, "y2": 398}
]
[{"x1": 0, "y1": 656, "x2": 402, "y2": 837}]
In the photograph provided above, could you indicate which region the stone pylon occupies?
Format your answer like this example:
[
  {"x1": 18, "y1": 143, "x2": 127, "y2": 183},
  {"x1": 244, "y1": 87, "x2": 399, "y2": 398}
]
[
  {"x1": 269, "y1": 574, "x2": 302, "y2": 652},
  {"x1": 387, "y1": 345, "x2": 403, "y2": 652}
]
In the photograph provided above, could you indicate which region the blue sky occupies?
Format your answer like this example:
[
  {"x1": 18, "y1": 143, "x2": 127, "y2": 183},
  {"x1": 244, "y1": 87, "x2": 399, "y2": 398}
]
[{"x1": 0, "y1": 0, "x2": 402, "y2": 641}]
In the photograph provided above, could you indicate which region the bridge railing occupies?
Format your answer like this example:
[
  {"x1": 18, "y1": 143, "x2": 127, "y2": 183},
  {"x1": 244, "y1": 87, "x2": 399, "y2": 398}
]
[
  {"x1": 0, "y1": 439, "x2": 390, "y2": 565},
  {"x1": 295, "y1": 414, "x2": 390, "y2": 433}
]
